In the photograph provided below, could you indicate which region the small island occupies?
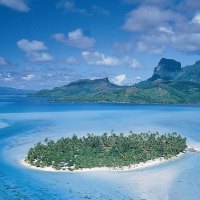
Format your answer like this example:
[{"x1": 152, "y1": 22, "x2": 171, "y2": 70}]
[{"x1": 25, "y1": 132, "x2": 187, "y2": 171}]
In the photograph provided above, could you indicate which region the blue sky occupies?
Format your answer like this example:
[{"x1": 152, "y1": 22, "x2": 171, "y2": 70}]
[{"x1": 0, "y1": 0, "x2": 200, "y2": 89}]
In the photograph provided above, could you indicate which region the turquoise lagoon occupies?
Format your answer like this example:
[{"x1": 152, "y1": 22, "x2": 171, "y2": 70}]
[{"x1": 0, "y1": 97, "x2": 200, "y2": 199}]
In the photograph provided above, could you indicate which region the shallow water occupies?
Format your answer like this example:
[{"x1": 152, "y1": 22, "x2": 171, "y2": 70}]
[{"x1": 0, "y1": 97, "x2": 200, "y2": 199}]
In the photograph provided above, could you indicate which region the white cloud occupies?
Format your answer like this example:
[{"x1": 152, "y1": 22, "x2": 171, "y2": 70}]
[
  {"x1": 137, "y1": 38, "x2": 165, "y2": 54},
  {"x1": 28, "y1": 52, "x2": 53, "y2": 62},
  {"x1": 121, "y1": 0, "x2": 144, "y2": 4},
  {"x1": 57, "y1": 0, "x2": 74, "y2": 10},
  {"x1": 56, "y1": 0, "x2": 87, "y2": 15},
  {"x1": 52, "y1": 28, "x2": 95, "y2": 49},
  {"x1": 159, "y1": 26, "x2": 174, "y2": 35},
  {"x1": 0, "y1": 0, "x2": 29, "y2": 12},
  {"x1": 4, "y1": 73, "x2": 13, "y2": 81},
  {"x1": 17, "y1": 39, "x2": 53, "y2": 62},
  {"x1": 22, "y1": 74, "x2": 35, "y2": 81},
  {"x1": 81, "y1": 51, "x2": 119, "y2": 66},
  {"x1": 81, "y1": 51, "x2": 141, "y2": 68},
  {"x1": 113, "y1": 42, "x2": 133, "y2": 54},
  {"x1": 123, "y1": 6, "x2": 181, "y2": 32},
  {"x1": 92, "y1": 5, "x2": 109, "y2": 16},
  {"x1": 171, "y1": 33, "x2": 200, "y2": 52},
  {"x1": 17, "y1": 39, "x2": 47, "y2": 52},
  {"x1": 122, "y1": 4, "x2": 200, "y2": 53},
  {"x1": 0, "y1": 57, "x2": 7, "y2": 65},
  {"x1": 113, "y1": 74, "x2": 126, "y2": 85},
  {"x1": 136, "y1": 31, "x2": 200, "y2": 54},
  {"x1": 135, "y1": 76, "x2": 142, "y2": 81},
  {"x1": 192, "y1": 13, "x2": 200, "y2": 24},
  {"x1": 65, "y1": 56, "x2": 78, "y2": 65},
  {"x1": 177, "y1": 0, "x2": 200, "y2": 14},
  {"x1": 145, "y1": 0, "x2": 178, "y2": 8},
  {"x1": 121, "y1": 56, "x2": 141, "y2": 68}
]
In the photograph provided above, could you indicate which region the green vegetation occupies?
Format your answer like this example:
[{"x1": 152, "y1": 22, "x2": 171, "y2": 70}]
[
  {"x1": 33, "y1": 79, "x2": 200, "y2": 104},
  {"x1": 32, "y1": 58, "x2": 200, "y2": 104},
  {"x1": 25, "y1": 132, "x2": 187, "y2": 170}
]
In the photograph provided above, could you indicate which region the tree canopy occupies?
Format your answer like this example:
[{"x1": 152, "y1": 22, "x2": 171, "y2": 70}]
[{"x1": 25, "y1": 132, "x2": 187, "y2": 170}]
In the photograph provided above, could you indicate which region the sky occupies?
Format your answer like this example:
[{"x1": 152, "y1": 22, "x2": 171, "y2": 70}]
[{"x1": 0, "y1": 0, "x2": 200, "y2": 89}]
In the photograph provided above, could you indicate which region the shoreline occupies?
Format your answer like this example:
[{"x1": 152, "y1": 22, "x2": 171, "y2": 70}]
[
  {"x1": 21, "y1": 151, "x2": 187, "y2": 173},
  {"x1": 38, "y1": 98, "x2": 200, "y2": 106}
]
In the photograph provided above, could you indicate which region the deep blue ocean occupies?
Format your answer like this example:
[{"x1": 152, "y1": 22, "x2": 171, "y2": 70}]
[{"x1": 1, "y1": 96, "x2": 200, "y2": 200}]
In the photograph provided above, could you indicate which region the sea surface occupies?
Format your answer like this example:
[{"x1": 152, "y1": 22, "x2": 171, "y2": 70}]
[{"x1": 0, "y1": 96, "x2": 200, "y2": 200}]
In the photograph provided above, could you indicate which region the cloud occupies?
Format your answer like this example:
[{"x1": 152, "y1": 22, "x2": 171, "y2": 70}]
[
  {"x1": 81, "y1": 51, "x2": 141, "y2": 68},
  {"x1": 56, "y1": 1, "x2": 109, "y2": 16},
  {"x1": 92, "y1": 5, "x2": 109, "y2": 16},
  {"x1": 145, "y1": 0, "x2": 178, "y2": 8},
  {"x1": 56, "y1": 0, "x2": 87, "y2": 15},
  {"x1": 0, "y1": 57, "x2": 7, "y2": 65},
  {"x1": 122, "y1": 3, "x2": 200, "y2": 53},
  {"x1": 0, "y1": 0, "x2": 29, "y2": 12},
  {"x1": 159, "y1": 26, "x2": 174, "y2": 35},
  {"x1": 121, "y1": 0, "x2": 144, "y2": 5},
  {"x1": 65, "y1": 56, "x2": 78, "y2": 65},
  {"x1": 192, "y1": 13, "x2": 200, "y2": 24},
  {"x1": 27, "y1": 52, "x2": 53, "y2": 62},
  {"x1": 113, "y1": 74, "x2": 126, "y2": 85},
  {"x1": 0, "y1": 60, "x2": 86, "y2": 89},
  {"x1": 17, "y1": 39, "x2": 47, "y2": 52},
  {"x1": 121, "y1": 56, "x2": 141, "y2": 68},
  {"x1": 4, "y1": 73, "x2": 13, "y2": 81},
  {"x1": 177, "y1": 0, "x2": 200, "y2": 15},
  {"x1": 81, "y1": 51, "x2": 119, "y2": 66},
  {"x1": 53, "y1": 29, "x2": 95, "y2": 49},
  {"x1": 123, "y1": 6, "x2": 182, "y2": 32},
  {"x1": 136, "y1": 35, "x2": 166, "y2": 54},
  {"x1": 171, "y1": 33, "x2": 200, "y2": 52},
  {"x1": 17, "y1": 39, "x2": 53, "y2": 62},
  {"x1": 135, "y1": 76, "x2": 142, "y2": 81},
  {"x1": 21, "y1": 74, "x2": 35, "y2": 81},
  {"x1": 113, "y1": 42, "x2": 133, "y2": 54}
]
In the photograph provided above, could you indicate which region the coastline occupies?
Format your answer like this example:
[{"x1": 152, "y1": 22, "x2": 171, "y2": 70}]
[
  {"x1": 39, "y1": 98, "x2": 200, "y2": 106},
  {"x1": 21, "y1": 152, "x2": 186, "y2": 173}
]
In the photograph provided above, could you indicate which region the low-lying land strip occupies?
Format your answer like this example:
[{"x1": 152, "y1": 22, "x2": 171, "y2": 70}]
[{"x1": 24, "y1": 132, "x2": 187, "y2": 171}]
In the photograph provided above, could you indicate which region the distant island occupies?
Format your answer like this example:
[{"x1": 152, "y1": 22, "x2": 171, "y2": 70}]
[
  {"x1": 32, "y1": 58, "x2": 200, "y2": 104},
  {"x1": 24, "y1": 132, "x2": 187, "y2": 171},
  {"x1": 3, "y1": 58, "x2": 200, "y2": 104},
  {"x1": 0, "y1": 87, "x2": 34, "y2": 95}
]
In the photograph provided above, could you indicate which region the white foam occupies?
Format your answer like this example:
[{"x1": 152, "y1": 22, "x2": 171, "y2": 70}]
[{"x1": 0, "y1": 122, "x2": 8, "y2": 129}]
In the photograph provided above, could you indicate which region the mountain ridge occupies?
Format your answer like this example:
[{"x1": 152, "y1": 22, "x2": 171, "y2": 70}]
[
  {"x1": 148, "y1": 58, "x2": 200, "y2": 83},
  {"x1": 32, "y1": 58, "x2": 200, "y2": 104},
  {"x1": 0, "y1": 87, "x2": 34, "y2": 95}
]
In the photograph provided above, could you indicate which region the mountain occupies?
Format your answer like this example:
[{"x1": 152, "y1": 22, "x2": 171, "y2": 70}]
[
  {"x1": 148, "y1": 58, "x2": 181, "y2": 82},
  {"x1": 35, "y1": 78, "x2": 127, "y2": 102},
  {"x1": 0, "y1": 87, "x2": 34, "y2": 95},
  {"x1": 33, "y1": 58, "x2": 200, "y2": 104},
  {"x1": 176, "y1": 60, "x2": 200, "y2": 83},
  {"x1": 135, "y1": 80, "x2": 200, "y2": 104},
  {"x1": 37, "y1": 78, "x2": 121, "y2": 96},
  {"x1": 148, "y1": 58, "x2": 200, "y2": 83}
]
